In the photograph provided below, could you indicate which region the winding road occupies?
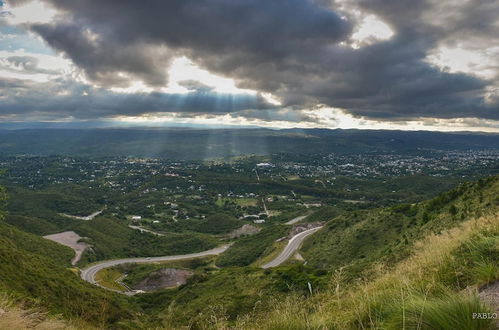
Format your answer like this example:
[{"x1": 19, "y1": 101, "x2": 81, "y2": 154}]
[
  {"x1": 261, "y1": 226, "x2": 322, "y2": 269},
  {"x1": 81, "y1": 225, "x2": 323, "y2": 292},
  {"x1": 80, "y1": 245, "x2": 230, "y2": 288}
]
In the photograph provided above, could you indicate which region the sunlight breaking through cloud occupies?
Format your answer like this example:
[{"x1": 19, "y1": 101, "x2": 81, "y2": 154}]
[
  {"x1": 0, "y1": 0, "x2": 498, "y2": 130},
  {"x1": 350, "y1": 14, "x2": 394, "y2": 49},
  {"x1": 113, "y1": 108, "x2": 499, "y2": 133}
]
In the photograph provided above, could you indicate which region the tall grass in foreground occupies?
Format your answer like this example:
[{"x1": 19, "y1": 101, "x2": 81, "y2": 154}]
[
  {"x1": 387, "y1": 293, "x2": 494, "y2": 330},
  {"x1": 0, "y1": 293, "x2": 91, "y2": 329},
  {"x1": 233, "y1": 213, "x2": 499, "y2": 329}
]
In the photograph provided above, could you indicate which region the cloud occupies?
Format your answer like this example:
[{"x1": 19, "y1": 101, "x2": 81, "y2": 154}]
[
  {"x1": 17, "y1": 0, "x2": 349, "y2": 88},
  {"x1": 0, "y1": 77, "x2": 274, "y2": 120},
  {"x1": 2, "y1": 0, "x2": 499, "y2": 123},
  {"x1": 229, "y1": 108, "x2": 319, "y2": 123}
]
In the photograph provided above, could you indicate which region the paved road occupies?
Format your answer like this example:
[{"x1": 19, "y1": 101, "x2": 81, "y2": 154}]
[
  {"x1": 80, "y1": 245, "x2": 230, "y2": 289},
  {"x1": 261, "y1": 226, "x2": 322, "y2": 269},
  {"x1": 285, "y1": 214, "x2": 309, "y2": 225}
]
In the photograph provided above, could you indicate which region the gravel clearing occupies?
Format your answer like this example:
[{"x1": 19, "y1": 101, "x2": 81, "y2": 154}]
[{"x1": 43, "y1": 231, "x2": 90, "y2": 265}]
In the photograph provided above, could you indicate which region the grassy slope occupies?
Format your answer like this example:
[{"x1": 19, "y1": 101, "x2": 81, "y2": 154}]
[
  {"x1": 0, "y1": 222, "x2": 142, "y2": 328},
  {"x1": 194, "y1": 213, "x2": 243, "y2": 234},
  {"x1": 243, "y1": 212, "x2": 499, "y2": 329},
  {"x1": 216, "y1": 225, "x2": 289, "y2": 267},
  {"x1": 5, "y1": 184, "x2": 103, "y2": 217},
  {"x1": 303, "y1": 206, "x2": 342, "y2": 223},
  {"x1": 1, "y1": 176, "x2": 498, "y2": 329},
  {"x1": 135, "y1": 267, "x2": 277, "y2": 328},
  {"x1": 2, "y1": 213, "x2": 62, "y2": 236},
  {"x1": 301, "y1": 176, "x2": 499, "y2": 275},
  {"x1": 73, "y1": 217, "x2": 219, "y2": 265},
  {"x1": 0, "y1": 221, "x2": 74, "y2": 266},
  {"x1": 3, "y1": 186, "x2": 220, "y2": 266},
  {"x1": 120, "y1": 257, "x2": 214, "y2": 288},
  {"x1": 0, "y1": 294, "x2": 87, "y2": 330},
  {"x1": 3, "y1": 185, "x2": 95, "y2": 235},
  {"x1": 162, "y1": 176, "x2": 498, "y2": 329}
]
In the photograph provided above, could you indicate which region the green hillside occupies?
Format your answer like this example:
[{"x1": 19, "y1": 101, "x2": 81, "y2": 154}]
[
  {"x1": 242, "y1": 209, "x2": 499, "y2": 329},
  {"x1": 73, "y1": 217, "x2": 219, "y2": 265},
  {"x1": 301, "y1": 176, "x2": 499, "y2": 274},
  {"x1": 194, "y1": 213, "x2": 242, "y2": 234},
  {"x1": 2, "y1": 185, "x2": 219, "y2": 265},
  {"x1": 2, "y1": 214, "x2": 61, "y2": 236},
  {"x1": 0, "y1": 176, "x2": 497, "y2": 329},
  {"x1": 216, "y1": 225, "x2": 289, "y2": 267},
  {"x1": 4, "y1": 185, "x2": 100, "y2": 232},
  {"x1": 0, "y1": 221, "x2": 141, "y2": 328}
]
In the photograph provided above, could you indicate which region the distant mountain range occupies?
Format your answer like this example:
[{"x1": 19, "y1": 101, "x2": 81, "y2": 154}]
[{"x1": 0, "y1": 128, "x2": 498, "y2": 159}]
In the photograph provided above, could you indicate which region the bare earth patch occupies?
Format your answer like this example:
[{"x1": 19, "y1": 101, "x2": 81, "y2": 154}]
[
  {"x1": 480, "y1": 281, "x2": 499, "y2": 313},
  {"x1": 60, "y1": 209, "x2": 104, "y2": 221},
  {"x1": 133, "y1": 268, "x2": 193, "y2": 291},
  {"x1": 479, "y1": 281, "x2": 499, "y2": 327},
  {"x1": 43, "y1": 231, "x2": 90, "y2": 265},
  {"x1": 289, "y1": 222, "x2": 323, "y2": 238},
  {"x1": 227, "y1": 224, "x2": 261, "y2": 238}
]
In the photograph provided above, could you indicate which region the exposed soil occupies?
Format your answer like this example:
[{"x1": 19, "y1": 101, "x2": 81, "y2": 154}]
[
  {"x1": 479, "y1": 281, "x2": 499, "y2": 313},
  {"x1": 133, "y1": 268, "x2": 194, "y2": 291},
  {"x1": 289, "y1": 222, "x2": 323, "y2": 238},
  {"x1": 227, "y1": 224, "x2": 261, "y2": 238},
  {"x1": 60, "y1": 209, "x2": 104, "y2": 221},
  {"x1": 43, "y1": 231, "x2": 90, "y2": 265},
  {"x1": 294, "y1": 252, "x2": 305, "y2": 261}
]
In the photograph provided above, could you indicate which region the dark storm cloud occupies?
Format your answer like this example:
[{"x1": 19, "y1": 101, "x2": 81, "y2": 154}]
[
  {"x1": 0, "y1": 77, "x2": 274, "y2": 120},
  {"x1": 25, "y1": 0, "x2": 350, "y2": 88},
  {"x1": 4, "y1": 0, "x2": 499, "y2": 121},
  {"x1": 303, "y1": 37, "x2": 493, "y2": 119},
  {"x1": 30, "y1": 23, "x2": 174, "y2": 87}
]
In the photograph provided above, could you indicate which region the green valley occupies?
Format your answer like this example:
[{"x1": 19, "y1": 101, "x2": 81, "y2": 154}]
[{"x1": 0, "y1": 150, "x2": 497, "y2": 329}]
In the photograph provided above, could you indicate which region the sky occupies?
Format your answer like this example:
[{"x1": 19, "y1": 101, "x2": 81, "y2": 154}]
[{"x1": 0, "y1": 0, "x2": 498, "y2": 132}]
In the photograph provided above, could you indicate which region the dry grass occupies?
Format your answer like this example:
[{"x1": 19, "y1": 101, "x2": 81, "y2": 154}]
[
  {"x1": 233, "y1": 212, "x2": 499, "y2": 329},
  {"x1": 0, "y1": 294, "x2": 93, "y2": 330}
]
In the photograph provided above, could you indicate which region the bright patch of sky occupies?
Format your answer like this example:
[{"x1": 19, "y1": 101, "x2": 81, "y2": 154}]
[
  {"x1": 350, "y1": 14, "x2": 394, "y2": 49},
  {"x1": 0, "y1": 26, "x2": 54, "y2": 54},
  {"x1": 426, "y1": 45, "x2": 499, "y2": 80},
  {"x1": 1, "y1": 0, "x2": 56, "y2": 25},
  {"x1": 335, "y1": 0, "x2": 394, "y2": 49},
  {"x1": 110, "y1": 56, "x2": 282, "y2": 105},
  {"x1": 168, "y1": 57, "x2": 256, "y2": 95},
  {"x1": 0, "y1": 1, "x2": 56, "y2": 55},
  {"x1": 114, "y1": 107, "x2": 499, "y2": 133}
]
